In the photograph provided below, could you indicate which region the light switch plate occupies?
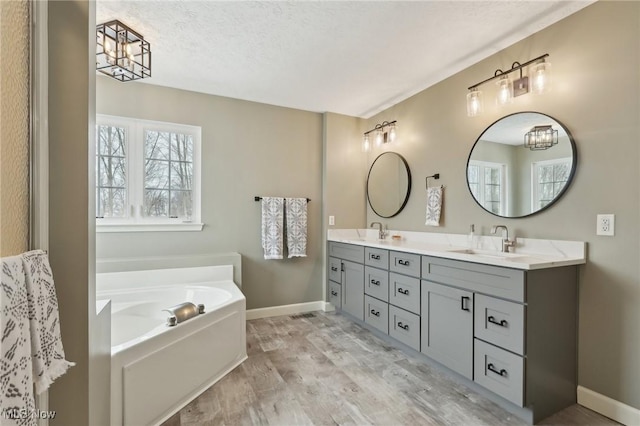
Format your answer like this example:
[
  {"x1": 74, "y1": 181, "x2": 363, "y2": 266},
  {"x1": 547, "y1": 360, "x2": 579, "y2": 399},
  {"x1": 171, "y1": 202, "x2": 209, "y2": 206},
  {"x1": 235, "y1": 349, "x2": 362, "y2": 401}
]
[
  {"x1": 597, "y1": 214, "x2": 615, "y2": 236},
  {"x1": 329, "y1": 215, "x2": 335, "y2": 226}
]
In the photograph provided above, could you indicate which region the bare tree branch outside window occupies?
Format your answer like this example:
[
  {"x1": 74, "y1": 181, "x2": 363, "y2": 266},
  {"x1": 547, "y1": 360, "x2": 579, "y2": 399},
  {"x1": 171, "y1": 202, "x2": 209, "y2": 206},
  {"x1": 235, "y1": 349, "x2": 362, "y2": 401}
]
[
  {"x1": 143, "y1": 130, "x2": 193, "y2": 218},
  {"x1": 96, "y1": 125, "x2": 127, "y2": 217}
]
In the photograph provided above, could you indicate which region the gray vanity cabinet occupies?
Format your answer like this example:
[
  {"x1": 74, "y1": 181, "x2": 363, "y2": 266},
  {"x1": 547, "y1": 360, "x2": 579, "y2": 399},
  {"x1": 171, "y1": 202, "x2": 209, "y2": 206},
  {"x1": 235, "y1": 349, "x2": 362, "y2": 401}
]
[
  {"x1": 328, "y1": 242, "x2": 365, "y2": 320},
  {"x1": 420, "y1": 280, "x2": 473, "y2": 379}
]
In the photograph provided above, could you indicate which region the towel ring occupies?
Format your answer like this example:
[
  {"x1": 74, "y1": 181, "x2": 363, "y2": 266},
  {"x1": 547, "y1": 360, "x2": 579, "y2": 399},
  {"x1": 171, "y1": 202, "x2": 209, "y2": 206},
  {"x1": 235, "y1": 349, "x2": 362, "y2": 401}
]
[{"x1": 426, "y1": 173, "x2": 440, "y2": 189}]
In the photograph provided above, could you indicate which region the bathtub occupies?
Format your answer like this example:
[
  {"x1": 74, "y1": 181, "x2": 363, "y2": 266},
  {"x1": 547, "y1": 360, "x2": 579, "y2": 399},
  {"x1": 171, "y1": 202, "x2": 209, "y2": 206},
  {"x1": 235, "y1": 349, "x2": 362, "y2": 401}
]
[{"x1": 97, "y1": 264, "x2": 247, "y2": 426}]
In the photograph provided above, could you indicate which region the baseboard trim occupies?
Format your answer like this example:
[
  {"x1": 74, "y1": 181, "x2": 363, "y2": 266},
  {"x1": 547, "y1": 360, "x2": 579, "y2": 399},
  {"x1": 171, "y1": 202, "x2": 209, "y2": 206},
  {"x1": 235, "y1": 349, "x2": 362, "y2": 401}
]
[
  {"x1": 246, "y1": 301, "x2": 332, "y2": 320},
  {"x1": 577, "y1": 385, "x2": 640, "y2": 425}
]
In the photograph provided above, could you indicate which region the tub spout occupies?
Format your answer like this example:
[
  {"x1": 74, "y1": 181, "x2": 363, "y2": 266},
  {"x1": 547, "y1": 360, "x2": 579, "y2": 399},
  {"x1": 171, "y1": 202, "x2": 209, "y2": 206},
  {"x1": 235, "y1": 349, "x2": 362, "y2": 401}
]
[{"x1": 163, "y1": 302, "x2": 199, "y2": 325}]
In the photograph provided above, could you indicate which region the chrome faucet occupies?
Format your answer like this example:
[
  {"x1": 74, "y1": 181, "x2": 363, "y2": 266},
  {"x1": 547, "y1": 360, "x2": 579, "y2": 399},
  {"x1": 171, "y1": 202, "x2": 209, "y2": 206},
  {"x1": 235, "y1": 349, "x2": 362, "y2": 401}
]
[
  {"x1": 370, "y1": 222, "x2": 387, "y2": 240},
  {"x1": 491, "y1": 225, "x2": 516, "y2": 253}
]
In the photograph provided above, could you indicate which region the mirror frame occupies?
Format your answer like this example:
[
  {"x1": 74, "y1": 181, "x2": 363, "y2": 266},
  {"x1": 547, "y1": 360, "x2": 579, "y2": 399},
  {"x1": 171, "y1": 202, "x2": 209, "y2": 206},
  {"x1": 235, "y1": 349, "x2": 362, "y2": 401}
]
[
  {"x1": 366, "y1": 152, "x2": 412, "y2": 218},
  {"x1": 466, "y1": 111, "x2": 578, "y2": 219}
]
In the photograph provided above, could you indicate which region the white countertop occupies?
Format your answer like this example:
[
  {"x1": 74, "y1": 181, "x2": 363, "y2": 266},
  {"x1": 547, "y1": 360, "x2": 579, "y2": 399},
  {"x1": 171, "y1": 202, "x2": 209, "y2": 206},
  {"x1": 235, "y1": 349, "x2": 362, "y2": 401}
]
[{"x1": 328, "y1": 229, "x2": 586, "y2": 270}]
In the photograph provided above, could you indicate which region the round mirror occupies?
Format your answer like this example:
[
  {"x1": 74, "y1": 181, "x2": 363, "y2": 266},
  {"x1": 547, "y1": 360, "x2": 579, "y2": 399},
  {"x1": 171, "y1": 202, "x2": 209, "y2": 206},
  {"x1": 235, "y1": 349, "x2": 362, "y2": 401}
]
[
  {"x1": 467, "y1": 112, "x2": 576, "y2": 218},
  {"x1": 367, "y1": 152, "x2": 412, "y2": 218}
]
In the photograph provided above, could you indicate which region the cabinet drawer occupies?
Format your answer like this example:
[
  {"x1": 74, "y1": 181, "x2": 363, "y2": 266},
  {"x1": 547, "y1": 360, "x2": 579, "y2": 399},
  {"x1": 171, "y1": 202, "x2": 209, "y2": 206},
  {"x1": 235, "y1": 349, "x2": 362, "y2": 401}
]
[
  {"x1": 365, "y1": 247, "x2": 389, "y2": 269},
  {"x1": 474, "y1": 339, "x2": 524, "y2": 406},
  {"x1": 365, "y1": 266, "x2": 389, "y2": 302},
  {"x1": 364, "y1": 295, "x2": 388, "y2": 334},
  {"x1": 328, "y1": 257, "x2": 342, "y2": 283},
  {"x1": 475, "y1": 294, "x2": 525, "y2": 355},
  {"x1": 390, "y1": 251, "x2": 421, "y2": 277},
  {"x1": 329, "y1": 281, "x2": 341, "y2": 309},
  {"x1": 388, "y1": 305, "x2": 420, "y2": 351},
  {"x1": 389, "y1": 273, "x2": 420, "y2": 314},
  {"x1": 329, "y1": 242, "x2": 364, "y2": 264},
  {"x1": 421, "y1": 256, "x2": 525, "y2": 302}
]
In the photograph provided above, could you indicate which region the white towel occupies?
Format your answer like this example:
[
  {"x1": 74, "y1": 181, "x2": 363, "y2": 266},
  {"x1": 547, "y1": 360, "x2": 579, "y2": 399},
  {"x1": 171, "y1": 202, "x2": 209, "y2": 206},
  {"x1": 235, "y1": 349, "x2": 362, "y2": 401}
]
[
  {"x1": 0, "y1": 256, "x2": 37, "y2": 426},
  {"x1": 21, "y1": 250, "x2": 74, "y2": 394},
  {"x1": 285, "y1": 198, "x2": 308, "y2": 258},
  {"x1": 261, "y1": 197, "x2": 284, "y2": 260},
  {"x1": 425, "y1": 186, "x2": 444, "y2": 226}
]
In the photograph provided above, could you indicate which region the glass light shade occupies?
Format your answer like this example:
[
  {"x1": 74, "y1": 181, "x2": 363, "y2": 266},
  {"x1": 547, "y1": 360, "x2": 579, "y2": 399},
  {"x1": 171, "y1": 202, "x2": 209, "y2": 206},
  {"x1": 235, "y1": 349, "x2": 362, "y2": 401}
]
[
  {"x1": 496, "y1": 76, "x2": 512, "y2": 105},
  {"x1": 375, "y1": 128, "x2": 384, "y2": 146},
  {"x1": 532, "y1": 61, "x2": 551, "y2": 94},
  {"x1": 466, "y1": 89, "x2": 483, "y2": 117},
  {"x1": 388, "y1": 123, "x2": 397, "y2": 143},
  {"x1": 523, "y1": 125, "x2": 558, "y2": 150},
  {"x1": 362, "y1": 134, "x2": 371, "y2": 152}
]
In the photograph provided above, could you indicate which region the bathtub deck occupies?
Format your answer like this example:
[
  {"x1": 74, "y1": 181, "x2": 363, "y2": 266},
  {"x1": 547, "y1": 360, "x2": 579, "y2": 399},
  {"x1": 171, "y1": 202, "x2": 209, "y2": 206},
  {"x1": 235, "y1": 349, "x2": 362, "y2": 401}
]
[{"x1": 162, "y1": 311, "x2": 618, "y2": 426}]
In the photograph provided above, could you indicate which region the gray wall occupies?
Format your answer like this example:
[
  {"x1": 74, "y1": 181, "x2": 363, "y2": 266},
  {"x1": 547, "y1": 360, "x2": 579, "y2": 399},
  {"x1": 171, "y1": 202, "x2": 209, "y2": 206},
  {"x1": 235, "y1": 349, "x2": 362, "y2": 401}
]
[
  {"x1": 49, "y1": 1, "x2": 109, "y2": 425},
  {"x1": 358, "y1": 1, "x2": 639, "y2": 409},
  {"x1": 96, "y1": 77, "x2": 324, "y2": 310}
]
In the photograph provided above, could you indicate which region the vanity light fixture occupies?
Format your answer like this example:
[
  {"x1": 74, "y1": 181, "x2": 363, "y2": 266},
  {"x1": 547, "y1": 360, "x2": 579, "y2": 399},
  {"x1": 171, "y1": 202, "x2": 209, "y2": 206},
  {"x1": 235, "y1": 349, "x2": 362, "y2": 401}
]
[
  {"x1": 524, "y1": 125, "x2": 558, "y2": 150},
  {"x1": 96, "y1": 20, "x2": 151, "y2": 82},
  {"x1": 466, "y1": 53, "x2": 549, "y2": 116},
  {"x1": 362, "y1": 121, "x2": 397, "y2": 152}
]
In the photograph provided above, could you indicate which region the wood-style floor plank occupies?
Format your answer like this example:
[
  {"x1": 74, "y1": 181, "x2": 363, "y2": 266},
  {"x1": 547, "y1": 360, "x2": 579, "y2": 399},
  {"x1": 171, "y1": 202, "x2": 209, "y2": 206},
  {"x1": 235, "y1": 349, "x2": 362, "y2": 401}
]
[{"x1": 162, "y1": 311, "x2": 620, "y2": 426}]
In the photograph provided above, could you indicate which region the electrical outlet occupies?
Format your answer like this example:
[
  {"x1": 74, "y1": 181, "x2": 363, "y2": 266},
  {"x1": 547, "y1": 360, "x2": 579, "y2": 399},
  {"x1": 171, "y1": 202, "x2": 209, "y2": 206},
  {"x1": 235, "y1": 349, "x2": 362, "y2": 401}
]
[
  {"x1": 329, "y1": 215, "x2": 335, "y2": 226},
  {"x1": 597, "y1": 214, "x2": 615, "y2": 236}
]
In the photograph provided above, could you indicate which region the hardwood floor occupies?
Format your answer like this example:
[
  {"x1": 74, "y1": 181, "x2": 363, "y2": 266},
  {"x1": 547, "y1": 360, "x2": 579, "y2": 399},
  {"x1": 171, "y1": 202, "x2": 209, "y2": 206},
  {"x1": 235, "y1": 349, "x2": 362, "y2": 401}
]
[{"x1": 162, "y1": 311, "x2": 618, "y2": 426}]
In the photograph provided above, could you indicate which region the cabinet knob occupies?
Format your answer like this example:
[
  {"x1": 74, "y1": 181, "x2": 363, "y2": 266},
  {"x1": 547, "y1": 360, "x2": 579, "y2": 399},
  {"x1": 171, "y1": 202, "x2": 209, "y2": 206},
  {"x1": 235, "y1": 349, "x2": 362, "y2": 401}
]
[
  {"x1": 488, "y1": 316, "x2": 508, "y2": 327},
  {"x1": 487, "y1": 363, "x2": 508, "y2": 377}
]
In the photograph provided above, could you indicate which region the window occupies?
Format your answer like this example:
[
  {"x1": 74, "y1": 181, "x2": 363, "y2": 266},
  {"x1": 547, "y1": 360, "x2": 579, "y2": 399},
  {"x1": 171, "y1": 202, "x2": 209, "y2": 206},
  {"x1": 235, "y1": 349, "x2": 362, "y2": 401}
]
[
  {"x1": 468, "y1": 160, "x2": 506, "y2": 215},
  {"x1": 96, "y1": 115, "x2": 202, "y2": 232},
  {"x1": 532, "y1": 157, "x2": 571, "y2": 210}
]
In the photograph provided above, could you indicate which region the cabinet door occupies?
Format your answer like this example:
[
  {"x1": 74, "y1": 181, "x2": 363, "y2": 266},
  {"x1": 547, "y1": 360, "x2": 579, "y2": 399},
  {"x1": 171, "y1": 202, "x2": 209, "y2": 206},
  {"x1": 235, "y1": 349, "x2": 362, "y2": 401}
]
[
  {"x1": 342, "y1": 260, "x2": 364, "y2": 320},
  {"x1": 421, "y1": 280, "x2": 473, "y2": 379}
]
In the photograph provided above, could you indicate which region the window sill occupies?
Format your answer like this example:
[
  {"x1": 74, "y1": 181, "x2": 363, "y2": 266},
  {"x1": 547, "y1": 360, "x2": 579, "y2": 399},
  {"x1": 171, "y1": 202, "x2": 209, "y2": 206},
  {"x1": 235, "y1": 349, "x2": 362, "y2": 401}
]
[{"x1": 96, "y1": 223, "x2": 204, "y2": 233}]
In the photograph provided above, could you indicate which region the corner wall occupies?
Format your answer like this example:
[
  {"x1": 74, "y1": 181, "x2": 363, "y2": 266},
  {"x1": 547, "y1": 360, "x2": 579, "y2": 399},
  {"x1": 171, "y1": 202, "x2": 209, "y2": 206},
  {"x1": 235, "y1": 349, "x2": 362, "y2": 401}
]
[
  {"x1": 96, "y1": 78, "x2": 324, "y2": 310},
  {"x1": 360, "y1": 1, "x2": 639, "y2": 411}
]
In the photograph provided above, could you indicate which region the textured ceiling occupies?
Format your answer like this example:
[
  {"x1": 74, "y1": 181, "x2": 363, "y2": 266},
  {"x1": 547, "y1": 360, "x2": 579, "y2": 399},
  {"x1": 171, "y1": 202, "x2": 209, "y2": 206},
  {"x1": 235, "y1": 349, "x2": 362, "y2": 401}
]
[{"x1": 96, "y1": 1, "x2": 594, "y2": 118}]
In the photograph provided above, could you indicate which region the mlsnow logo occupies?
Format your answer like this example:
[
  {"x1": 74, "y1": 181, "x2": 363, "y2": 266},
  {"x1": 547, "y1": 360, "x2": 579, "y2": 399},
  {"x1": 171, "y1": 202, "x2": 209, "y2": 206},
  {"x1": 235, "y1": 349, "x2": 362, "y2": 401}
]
[{"x1": 2, "y1": 408, "x2": 57, "y2": 420}]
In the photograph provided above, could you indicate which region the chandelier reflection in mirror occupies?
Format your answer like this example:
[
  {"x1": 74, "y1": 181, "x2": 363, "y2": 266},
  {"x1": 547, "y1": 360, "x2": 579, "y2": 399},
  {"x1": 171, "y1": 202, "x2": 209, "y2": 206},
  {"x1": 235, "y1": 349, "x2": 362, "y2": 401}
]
[
  {"x1": 96, "y1": 20, "x2": 151, "y2": 82},
  {"x1": 524, "y1": 125, "x2": 558, "y2": 151}
]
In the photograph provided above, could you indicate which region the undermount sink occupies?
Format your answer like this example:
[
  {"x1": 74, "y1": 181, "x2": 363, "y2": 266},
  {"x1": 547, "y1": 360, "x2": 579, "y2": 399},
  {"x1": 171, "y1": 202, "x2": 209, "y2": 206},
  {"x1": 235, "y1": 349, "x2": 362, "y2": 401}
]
[{"x1": 447, "y1": 248, "x2": 527, "y2": 260}]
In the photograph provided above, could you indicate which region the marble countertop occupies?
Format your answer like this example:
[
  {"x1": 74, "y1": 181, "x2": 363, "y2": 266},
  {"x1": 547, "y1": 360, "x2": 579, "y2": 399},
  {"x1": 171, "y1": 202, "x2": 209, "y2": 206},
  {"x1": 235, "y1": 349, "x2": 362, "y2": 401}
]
[{"x1": 328, "y1": 229, "x2": 586, "y2": 270}]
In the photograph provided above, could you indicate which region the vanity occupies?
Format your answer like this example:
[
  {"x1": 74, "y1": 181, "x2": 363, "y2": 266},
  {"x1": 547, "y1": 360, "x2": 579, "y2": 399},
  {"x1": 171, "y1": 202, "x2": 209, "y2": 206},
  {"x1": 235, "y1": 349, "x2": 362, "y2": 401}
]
[{"x1": 327, "y1": 229, "x2": 586, "y2": 424}]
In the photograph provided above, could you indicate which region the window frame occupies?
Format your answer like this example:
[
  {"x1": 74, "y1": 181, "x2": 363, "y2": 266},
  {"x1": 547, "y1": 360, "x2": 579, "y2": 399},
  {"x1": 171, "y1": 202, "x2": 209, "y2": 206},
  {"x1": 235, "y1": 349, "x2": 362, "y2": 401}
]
[
  {"x1": 531, "y1": 157, "x2": 572, "y2": 211},
  {"x1": 96, "y1": 114, "x2": 203, "y2": 233},
  {"x1": 468, "y1": 160, "x2": 507, "y2": 216}
]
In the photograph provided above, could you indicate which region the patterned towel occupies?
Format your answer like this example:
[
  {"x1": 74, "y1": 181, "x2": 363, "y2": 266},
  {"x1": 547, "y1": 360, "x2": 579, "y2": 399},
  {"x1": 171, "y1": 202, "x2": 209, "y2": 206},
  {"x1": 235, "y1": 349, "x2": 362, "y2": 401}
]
[
  {"x1": 21, "y1": 250, "x2": 74, "y2": 395},
  {"x1": 425, "y1": 186, "x2": 443, "y2": 226},
  {"x1": 0, "y1": 256, "x2": 37, "y2": 426},
  {"x1": 285, "y1": 198, "x2": 308, "y2": 258},
  {"x1": 261, "y1": 197, "x2": 284, "y2": 260}
]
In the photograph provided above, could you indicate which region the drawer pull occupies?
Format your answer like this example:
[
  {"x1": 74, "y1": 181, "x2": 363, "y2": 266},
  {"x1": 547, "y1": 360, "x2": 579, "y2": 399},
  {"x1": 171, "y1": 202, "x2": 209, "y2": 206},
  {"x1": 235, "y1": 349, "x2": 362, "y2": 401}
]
[
  {"x1": 397, "y1": 287, "x2": 409, "y2": 296},
  {"x1": 397, "y1": 259, "x2": 411, "y2": 266},
  {"x1": 331, "y1": 291, "x2": 338, "y2": 297},
  {"x1": 370, "y1": 254, "x2": 381, "y2": 260},
  {"x1": 461, "y1": 296, "x2": 471, "y2": 312},
  {"x1": 370, "y1": 309, "x2": 380, "y2": 317},
  {"x1": 397, "y1": 322, "x2": 409, "y2": 331},
  {"x1": 370, "y1": 279, "x2": 381, "y2": 286},
  {"x1": 487, "y1": 363, "x2": 508, "y2": 377},
  {"x1": 331, "y1": 266, "x2": 338, "y2": 272},
  {"x1": 488, "y1": 316, "x2": 508, "y2": 327}
]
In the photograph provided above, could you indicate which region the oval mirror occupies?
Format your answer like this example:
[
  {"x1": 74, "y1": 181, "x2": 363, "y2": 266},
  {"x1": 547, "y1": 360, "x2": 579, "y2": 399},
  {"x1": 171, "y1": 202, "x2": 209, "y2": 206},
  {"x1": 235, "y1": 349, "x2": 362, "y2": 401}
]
[
  {"x1": 367, "y1": 152, "x2": 412, "y2": 218},
  {"x1": 467, "y1": 112, "x2": 576, "y2": 218}
]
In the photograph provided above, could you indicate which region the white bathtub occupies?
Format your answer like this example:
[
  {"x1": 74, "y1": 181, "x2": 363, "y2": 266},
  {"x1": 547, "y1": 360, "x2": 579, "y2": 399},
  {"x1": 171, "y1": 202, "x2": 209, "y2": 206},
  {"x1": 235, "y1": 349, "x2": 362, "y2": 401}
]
[{"x1": 97, "y1": 265, "x2": 247, "y2": 426}]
